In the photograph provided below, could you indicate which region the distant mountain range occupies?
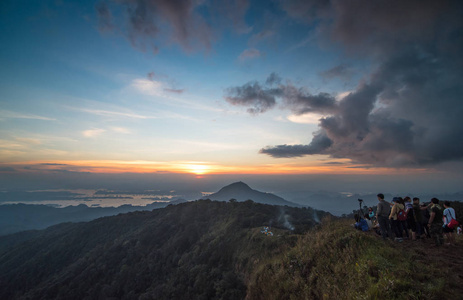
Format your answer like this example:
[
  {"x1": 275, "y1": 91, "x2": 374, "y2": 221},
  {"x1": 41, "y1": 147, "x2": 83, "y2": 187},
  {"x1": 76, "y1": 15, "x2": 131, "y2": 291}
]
[
  {"x1": 204, "y1": 181, "x2": 302, "y2": 207},
  {"x1": 0, "y1": 182, "x2": 302, "y2": 236},
  {"x1": 0, "y1": 199, "x2": 186, "y2": 236}
]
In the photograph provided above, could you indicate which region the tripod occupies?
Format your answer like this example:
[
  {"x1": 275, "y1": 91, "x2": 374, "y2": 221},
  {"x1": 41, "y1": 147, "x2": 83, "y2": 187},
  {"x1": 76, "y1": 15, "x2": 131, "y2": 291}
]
[{"x1": 358, "y1": 199, "x2": 365, "y2": 220}]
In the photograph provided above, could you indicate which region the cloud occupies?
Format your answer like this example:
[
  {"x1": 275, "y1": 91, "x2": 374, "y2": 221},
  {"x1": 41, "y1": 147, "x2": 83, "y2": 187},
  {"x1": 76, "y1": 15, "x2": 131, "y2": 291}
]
[
  {"x1": 210, "y1": 0, "x2": 251, "y2": 34},
  {"x1": 132, "y1": 77, "x2": 186, "y2": 97},
  {"x1": 319, "y1": 64, "x2": 354, "y2": 80},
  {"x1": 83, "y1": 127, "x2": 131, "y2": 137},
  {"x1": 229, "y1": 1, "x2": 463, "y2": 167},
  {"x1": 225, "y1": 73, "x2": 337, "y2": 115},
  {"x1": 249, "y1": 30, "x2": 275, "y2": 46},
  {"x1": 76, "y1": 107, "x2": 155, "y2": 119},
  {"x1": 265, "y1": 72, "x2": 281, "y2": 86},
  {"x1": 96, "y1": 0, "x2": 249, "y2": 53},
  {"x1": 260, "y1": 131, "x2": 333, "y2": 158},
  {"x1": 0, "y1": 167, "x2": 16, "y2": 172},
  {"x1": 238, "y1": 48, "x2": 263, "y2": 62},
  {"x1": 224, "y1": 77, "x2": 282, "y2": 114},
  {"x1": 0, "y1": 139, "x2": 26, "y2": 149},
  {"x1": 0, "y1": 109, "x2": 55, "y2": 121},
  {"x1": 95, "y1": 2, "x2": 113, "y2": 32},
  {"x1": 281, "y1": 86, "x2": 337, "y2": 115},
  {"x1": 131, "y1": 78, "x2": 165, "y2": 96},
  {"x1": 147, "y1": 72, "x2": 156, "y2": 81},
  {"x1": 322, "y1": 162, "x2": 346, "y2": 165},
  {"x1": 163, "y1": 88, "x2": 184, "y2": 94},
  {"x1": 287, "y1": 113, "x2": 322, "y2": 124},
  {"x1": 110, "y1": 127, "x2": 131, "y2": 134},
  {"x1": 83, "y1": 129, "x2": 106, "y2": 138},
  {"x1": 15, "y1": 138, "x2": 42, "y2": 145}
]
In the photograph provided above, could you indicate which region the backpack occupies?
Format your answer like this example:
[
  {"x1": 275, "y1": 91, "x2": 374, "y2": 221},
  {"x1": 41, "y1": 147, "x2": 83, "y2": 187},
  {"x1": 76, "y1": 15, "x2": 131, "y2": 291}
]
[
  {"x1": 406, "y1": 206, "x2": 414, "y2": 220},
  {"x1": 397, "y1": 209, "x2": 407, "y2": 221}
]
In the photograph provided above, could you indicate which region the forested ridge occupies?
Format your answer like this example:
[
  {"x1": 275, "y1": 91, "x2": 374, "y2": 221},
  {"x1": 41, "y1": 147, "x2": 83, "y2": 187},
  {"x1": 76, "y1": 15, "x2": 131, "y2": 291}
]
[
  {"x1": 1, "y1": 199, "x2": 461, "y2": 300},
  {"x1": 0, "y1": 200, "x2": 323, "y2": 299}
]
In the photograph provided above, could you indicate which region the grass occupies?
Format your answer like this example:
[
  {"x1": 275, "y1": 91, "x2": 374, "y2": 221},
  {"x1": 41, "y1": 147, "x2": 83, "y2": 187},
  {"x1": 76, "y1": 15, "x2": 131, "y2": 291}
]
[{"x1": 247, "y1": 217, "x2": 451, "y2": 300}]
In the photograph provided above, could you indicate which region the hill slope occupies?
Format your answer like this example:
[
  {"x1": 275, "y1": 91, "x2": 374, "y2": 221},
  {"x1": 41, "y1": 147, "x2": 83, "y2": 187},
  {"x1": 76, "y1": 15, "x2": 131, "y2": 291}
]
[
  {"x1": 0, "y1": 200, "x2": 322, "y2": 300},
  {"x1": 248, "y1": 219, "x2": 463, "y2": 299},
  {"x1": 0, "y1": 200, "x2": 186, "y2": 236},
  {"x1": 205, "y1": 181, "x2": 300, "y2": 207},
  {"x1": 1, "y1": 200, "x2": 461, "y2": 299}
]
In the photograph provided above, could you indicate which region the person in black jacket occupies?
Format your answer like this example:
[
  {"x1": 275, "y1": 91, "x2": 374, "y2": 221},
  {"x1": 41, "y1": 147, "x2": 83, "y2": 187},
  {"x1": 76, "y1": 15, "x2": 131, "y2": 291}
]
[{"x1": 376, "y1": 193, "x2": 393, "y2": 240}]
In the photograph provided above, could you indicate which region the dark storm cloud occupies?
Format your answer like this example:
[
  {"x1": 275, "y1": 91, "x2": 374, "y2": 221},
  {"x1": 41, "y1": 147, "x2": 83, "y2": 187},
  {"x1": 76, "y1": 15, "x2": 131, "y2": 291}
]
[
  {"x1": 230, "y1": 0, "x2": 463, "y2": 167},
  {"x1": 225, "y1": 73, "x2": 338, "y2": 115},
  {"x1": 260, "y1": 131, "x2": 333, "y2": 157},
  {"x1": 96, "y1": 0, "x2": 249, "y2": 53},
  {"x1": 225, "y1": 80, "x2": 281, "y2": 114},
  {"x1": 281, "y1": 86, "x2": 337, "y2": 115}
]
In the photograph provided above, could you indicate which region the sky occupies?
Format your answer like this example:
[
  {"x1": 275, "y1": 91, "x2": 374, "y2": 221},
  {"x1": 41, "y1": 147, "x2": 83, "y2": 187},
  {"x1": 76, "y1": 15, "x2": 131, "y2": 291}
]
[{"x1": 1, "y1": 0, "x2": 463, "y2": 203}]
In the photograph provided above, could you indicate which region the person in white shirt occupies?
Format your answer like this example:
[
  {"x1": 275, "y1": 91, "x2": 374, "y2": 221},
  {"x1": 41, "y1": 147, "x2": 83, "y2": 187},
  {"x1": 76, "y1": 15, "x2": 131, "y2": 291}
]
[{"x1": 443, "y1": 201, "x2": 457, "y2": 245}]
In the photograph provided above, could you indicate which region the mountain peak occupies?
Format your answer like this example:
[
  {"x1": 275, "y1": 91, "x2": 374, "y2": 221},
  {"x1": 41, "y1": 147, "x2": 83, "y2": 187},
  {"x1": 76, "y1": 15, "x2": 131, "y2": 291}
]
[
  {"x1": 219, "y1": 181, "x2": 252, "y2": 192},
  {"x1": 206, "y1": 182, "x2": 301, "y2": 207}
]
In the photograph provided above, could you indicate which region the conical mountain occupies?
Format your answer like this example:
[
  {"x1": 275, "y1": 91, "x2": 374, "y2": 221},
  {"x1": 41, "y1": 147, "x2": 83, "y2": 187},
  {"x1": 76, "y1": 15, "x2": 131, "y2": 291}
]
[{"x1": 204, "y1": 181, "x2": 301, "y2": 207}]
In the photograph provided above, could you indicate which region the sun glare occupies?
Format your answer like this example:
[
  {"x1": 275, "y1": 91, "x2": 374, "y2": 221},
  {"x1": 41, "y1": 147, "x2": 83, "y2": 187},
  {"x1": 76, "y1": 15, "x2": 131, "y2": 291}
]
[{"x1": 188, "y1": 164, "x2": 209, "y2": 175}]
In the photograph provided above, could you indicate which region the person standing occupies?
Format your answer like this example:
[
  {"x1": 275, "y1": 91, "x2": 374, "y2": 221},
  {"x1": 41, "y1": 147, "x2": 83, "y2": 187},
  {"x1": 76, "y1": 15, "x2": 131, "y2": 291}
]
[
  {"x1": 412, "y1": 197, "x2": 423, "y2": 238},
  {"x1": 376, "y1": 193, "x2": 393, "y2": 240},
  {"x1": 428, "y1": 198, "x2": 444, "y2": 246},
  {"x1": 443, "y1": 201, "x2": 457, "y2": 245},
  {"x1": 404, "y1": 197, "x2": 417, "y2": 240},
  {"x1": 389, "y1": 197, "x2": 405, "y2": 241},
  {"x1": 420, "y1": 202, "x2": 431, "y2": 238}
]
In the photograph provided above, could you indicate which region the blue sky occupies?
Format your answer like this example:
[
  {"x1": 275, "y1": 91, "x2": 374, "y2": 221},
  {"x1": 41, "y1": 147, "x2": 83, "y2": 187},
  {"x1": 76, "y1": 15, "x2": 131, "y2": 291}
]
[{"x1": 1, "y1": 0, "x2": 463, "y2": 194}]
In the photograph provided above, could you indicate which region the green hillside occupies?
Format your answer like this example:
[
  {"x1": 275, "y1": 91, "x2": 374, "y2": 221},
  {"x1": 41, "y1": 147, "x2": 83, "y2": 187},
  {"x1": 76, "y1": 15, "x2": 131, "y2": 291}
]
[
  {"x1": 1, "y1": 200, "x2": 461, "y2": 299},
  {"x1": 0, "y1": 200, "x2": 323, "y2": 299},
  {"x1": 248, "y1": 218, "x2": 463, "y2": 299}
]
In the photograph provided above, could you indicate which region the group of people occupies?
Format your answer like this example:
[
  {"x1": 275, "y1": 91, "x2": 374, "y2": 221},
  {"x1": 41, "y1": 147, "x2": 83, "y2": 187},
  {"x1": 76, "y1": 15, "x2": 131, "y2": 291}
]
[{"x1": 354, "y1": 194, "x2": 460, "y2": 246}]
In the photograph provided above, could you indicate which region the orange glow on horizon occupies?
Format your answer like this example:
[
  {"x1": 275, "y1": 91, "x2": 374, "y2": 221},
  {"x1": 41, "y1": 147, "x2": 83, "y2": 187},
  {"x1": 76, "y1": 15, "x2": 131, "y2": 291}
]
[{"x1": 1, "y1": 160, "x2": 434, "y2": 176}]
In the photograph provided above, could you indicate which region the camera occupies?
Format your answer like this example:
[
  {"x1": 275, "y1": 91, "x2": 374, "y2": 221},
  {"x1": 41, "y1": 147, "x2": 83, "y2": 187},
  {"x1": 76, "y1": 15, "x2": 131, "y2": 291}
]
[{"x1": 358, "y1": 198, "x2": 363, "y2": 202}]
